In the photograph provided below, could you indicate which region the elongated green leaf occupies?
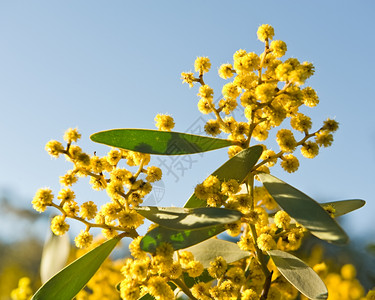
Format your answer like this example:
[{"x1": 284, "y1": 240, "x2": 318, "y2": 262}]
[
  {"x1": 269, "y1": 199, "x2": 365, "y2": 225},
  {"x1": 141, "y1": 225, "x2": 226, "y2": 253},
  {"x1": 270, "y1": 199, "x2": 365, "y2": 221},
  {"x1": 182, "y1": 238, "x2": 250, "y2": 268},
  {"x1": 135, "y1": 206, "x2": 242, "y2": 230},
  {"x1": 90, "y1": 129, "x2": 234, "y2": 155},
  {"x1": 40, "y1": 231, "x2": 70, "y2": 284},
  {"x1": 321, "y1": 199, "x2": 365, "y2": 217},
  {"x1": 184, "y1": 145, "x2": 263, "y2": 208},
  {"x1": 259, "y1": 173, "x2": 348, "y2": 244},
  {"x1": 268, "y1": 250, "x2": 328, "y2": 300},
  {"x1": 32, "y1": 237, "x2": 120, "y2": 300}
]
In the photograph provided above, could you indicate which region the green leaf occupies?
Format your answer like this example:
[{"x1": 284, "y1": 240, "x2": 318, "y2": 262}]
[
  {"x1": 32, "y1": 237, "x2": 120, "y2": 300},
  {"x1": 269, "y1": 199, "x2": 365, "y2": 224},
  {"x1": 40, "y1": 231, "x2": 70, "y2": 284},
  {"x1": 182, "y1": 238, "x2": 250, "y2": 268},
  {"x1": 184, "y1": 145, "x2": 263, "y2": 208},
  {"x1": 321, "y1": 199, "x2": 365, "y2": 217},
  {"x1": 140, "y1": 225, "x2": 226, "y2": 253},
  {"x1": 135, "y1": 206, "x2": 242, "y2": 230},
  {"x1": 90, "y1": 129, "x2": 234, "y2": 155},
  {"x1": 268, "y1": 250, "x2": 328, "y2": 300},
  {"x1": 258, "y1": 173, "x2": 348, "y2": 244}
]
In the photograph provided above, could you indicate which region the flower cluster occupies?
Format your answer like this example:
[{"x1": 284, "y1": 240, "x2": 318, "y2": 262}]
[
  {"x1": 193, "y1": 173, "x2": 305, "y2": 253},
  {"x1": 20, "y1": 24, "x2": 368, "y2": 300},
  {"x1": 178, "y1": 23, "x2": 351, "y2": 300},
  {"x1": 180, "y1": 23, "x2": 340, "y2": 263},
  {"x1": 182, "y1": 24, "x2": 338, "y2": 174},
  {"x1": 119, "y1": 241, "x2": 206, "y2": 299},
  {"x1": 33, "y1": 127, "x2": 164, "y2": 248},
  {"x1": 10, "y1": 278, "x2": 33, "y2": 300}
]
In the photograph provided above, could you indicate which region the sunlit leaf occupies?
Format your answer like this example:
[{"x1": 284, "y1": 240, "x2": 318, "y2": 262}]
[
  {"x1": 40, "y1": 230, "x2": 70, "y2": 284},
  {"x1": 182, "y1": 238, "x2": 250, "y2": 268},
  {"x1": 140, "y1": 225, "x2": 226, "y2": 253},
  {"x1": 269, "y1": 199, "x2": 365, "y2": 224},
  {"x1": 135, "y1": 206, "x2": 242, "y2": 230},
  {"x1": 32, "y1": 237, "x2": 120, "y2": 300},
  {"x1": 268, "y1": 250, "x2": 328, "y2": 300},
  {"x1": 184, "y1": 145, "x2": 263, "y2": 208},
  {"x1": 90, "y1": 129, "x2": 234, "y2": 155},
  {"x1": 321, "y1": 199, "x2": 365, "y2": 217},
  {"x1": 258, "y1": 173, "x2": 348, "y2": 244}
]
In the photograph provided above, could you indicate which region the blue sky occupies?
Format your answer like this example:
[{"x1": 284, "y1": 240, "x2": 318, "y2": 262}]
[{"x1": 0, "y1": 1, "x2": 374, "y2": 243}]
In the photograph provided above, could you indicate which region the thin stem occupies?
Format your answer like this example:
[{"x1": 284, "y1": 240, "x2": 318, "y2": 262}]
[
  {"x1": 244, "y1": 255, "x2": 253, "y2": 274},
  {"x1": 172, "y1": 278, "x2": 199, "y2": 300},
  {"x1": 247, "y1": 176, "x2": 255, "y2": 211},
  {"x1": 113, "y1": 196, "x2": 127, "y2": 212},
  {"x1": 260, "y1": 271, "x2": 273, "y2": 300},
  {"x1": 198, "y1": 72, "x2": 255, "y2": 145},
  {"x1": 249, "y1": 223, "x2": 270, "y2": 277},
  {"x1": 246, "y1": 176, "x2": 271, "y2": 278},
  {"x1": 197, "y1": 72, "x2": 232, "y2": 134},
  {"x1": 198, "y1": 73, "x2": 205, "y2": 85},
  {"x1": 119, "y1": 158, "x2": 147, "y2": 211},
  {"x1": 118, "y1": 191, "x2": 130, "y2": 211},
  {"x1": 217, "y1": 274, "x2": 225, "y2": 287},
  {"x1": 133, "y1": 158, "x2": 146, "y2": 178},
  {"x1": 258, "y1": 40, "x2": 270, "y2": 83},
  {"x1": 252, "y1": 127, "x2": 323, "y2": 171},
  {"x1": 244, "y1": 113, "x2": 257, "y2": 148},
  {"x1": 275, "y1": 81, "x2": 292, "y2": 96},
  {"x1": 50, "y1": 203, "x2": 139, "y2": 238}
]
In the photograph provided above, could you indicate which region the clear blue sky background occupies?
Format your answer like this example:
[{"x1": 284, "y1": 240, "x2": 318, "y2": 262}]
[{"x1": 0, "y1": 1, "x2": 374, "y2": 243}]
